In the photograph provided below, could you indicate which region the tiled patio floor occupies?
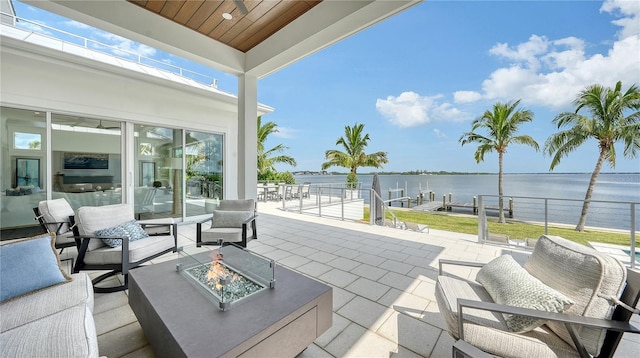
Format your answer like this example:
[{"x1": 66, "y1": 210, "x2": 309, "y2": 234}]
[{"x1": 70, "y1": 202, "x2": 639, "y2": 357}]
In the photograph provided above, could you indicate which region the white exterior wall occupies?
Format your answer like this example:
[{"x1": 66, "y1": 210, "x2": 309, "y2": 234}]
[{"x1": 0, "y1": 38, "x2": 268, "y2": 200}]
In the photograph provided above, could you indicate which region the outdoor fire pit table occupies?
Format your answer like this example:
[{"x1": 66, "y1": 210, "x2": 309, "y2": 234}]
[{"x1": 129, "y1": 244, "x2": 333, "y2": 358}]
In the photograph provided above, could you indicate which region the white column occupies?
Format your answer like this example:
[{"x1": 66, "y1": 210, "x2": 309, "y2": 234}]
[{"x1": 237, "y1": 74, "x2": 258, "y2": 200}]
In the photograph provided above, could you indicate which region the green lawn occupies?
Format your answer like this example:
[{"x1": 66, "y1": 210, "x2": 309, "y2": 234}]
[{"x1": 363, "y1": 207, "x2": 634, "y2": 246}]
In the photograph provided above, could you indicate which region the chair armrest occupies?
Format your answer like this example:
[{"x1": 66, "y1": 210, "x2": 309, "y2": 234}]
[
  {"x1": 197, "y1": 217, "x2": 213, "y2": 225},
  {"x1": 457, "y1": 298, "x2": 640, "y2": 358},
  {"x1": 139, "y1": 221, "x2": 177, "y2": 236},
  {"x1": 73, "y1": 234, "x2": 121, "y2": 241},
  {"x1": 139, "y1": 221, "x2": 173, "y2": 227},
  {"x1": 452, "y1": 340, "x2": 493, "y2": 358},
  {"x1": 35, "y1": 218, "x2": 74, "y2": 234},
  {"x1": 439, "y1": 259, "x2": 487, "y2": 275},
  {"x1": 458, "y1": 299, "x2": 640, "y2": 333},
  {"x1": 242, "y1": 214, "x2": 258, "y2": 225}
]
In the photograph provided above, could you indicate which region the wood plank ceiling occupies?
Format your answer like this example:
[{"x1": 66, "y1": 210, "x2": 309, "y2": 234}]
[{"x1": 128, "y1": 0, "x2": 322, "y2": 53}]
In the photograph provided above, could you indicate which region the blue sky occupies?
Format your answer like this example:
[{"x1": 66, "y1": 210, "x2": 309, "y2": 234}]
[{"x1": 12, "y1": 0, "x2": 640, "y2": 174}]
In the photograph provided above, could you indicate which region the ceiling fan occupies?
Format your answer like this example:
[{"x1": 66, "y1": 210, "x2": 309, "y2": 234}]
[
  {"x1": 233, "y1": 0, "x2": 249, "y2": 15},
  {"x1": 96, "y1": 120, "x2": 120, "y2": 130}
]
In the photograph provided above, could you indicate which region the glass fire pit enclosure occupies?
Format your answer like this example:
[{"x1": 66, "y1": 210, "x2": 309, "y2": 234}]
[{"x1": 176, "y1": 243, "x2": 275, "y2": 311}]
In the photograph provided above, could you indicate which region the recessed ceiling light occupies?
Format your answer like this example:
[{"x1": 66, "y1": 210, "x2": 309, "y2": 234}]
[{"x1": 222, "y1": 13, "x2": 232, "y2": 20}]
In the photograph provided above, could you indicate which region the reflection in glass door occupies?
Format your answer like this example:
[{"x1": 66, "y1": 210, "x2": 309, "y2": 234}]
[
  {"x1": 134, "y1": 125, "x2": 183, "y2": 219},
  {"x1": 185, "y1": 130, "x2": 223, "y2": 217},
  {"x1": 51, "y1": 115, "x2": 122, "y2": 211},
  {"x1": 0, "y1": 107, "x2": 47, "y2": 232}
]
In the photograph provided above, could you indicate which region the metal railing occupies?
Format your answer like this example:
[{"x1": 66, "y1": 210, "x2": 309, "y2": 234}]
[
  {"x1": 2, "y1": 12, "x2": 218, "y2": 87},
  {"x1": 272, "y1": 183, "x2": 411, "y2": 229},
  {"x1": 477, "y1": 194, "x2": 639, "y2": 268},
  {"x1": 370, "y1": 189, "x2": 410, "y2": 228}
]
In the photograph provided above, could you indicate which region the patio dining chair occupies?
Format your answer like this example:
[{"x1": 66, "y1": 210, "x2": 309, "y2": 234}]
[
  {"x1": 134, "y1": 186, "x2": 157, "y2": 219},
  {"x1": 70, "y1": 203, "x2": 177, "y2": 293},
  {"x1": 196, "y1": 199, "x2": 257, "y2": 248},
  {"x1": 301, "y1": 182, "x2": 311, "y2": 198},
  {"x1": 436, "y1": 235, "x2": 640, "y2": 358}
]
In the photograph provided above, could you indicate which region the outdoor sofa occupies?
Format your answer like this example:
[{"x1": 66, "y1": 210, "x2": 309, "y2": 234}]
[{"x1": 0, "y1": 233, "x2": 99, "y2": 357}]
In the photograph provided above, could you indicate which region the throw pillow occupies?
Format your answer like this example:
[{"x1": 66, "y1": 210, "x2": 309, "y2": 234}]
[
  {"x1": 95, "y1": 220, "x2": 149, "y2": 248},
  {"x1": 476, "y1": 254, "x2": 574, "y2": 333},
  {"x1": 122, "y1": 220, "x2": 149, "y2": 241},
  {"x1": 211, "y1": 210, "x2": 253, "y2": 228},
  {"x1": 0, "y1": 233, "x2": 71, "y2": 303}
]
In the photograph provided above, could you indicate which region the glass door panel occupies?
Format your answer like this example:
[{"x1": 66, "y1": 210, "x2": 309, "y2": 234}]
[
  {"x1": 0, "y1": 107, "x2": 47, "y2": 232},
  {"x1": 51, "y1": 114, "x2": 122, "y2": 210},
  {"x1": 185, "y1": 130, "x2": 223, "y2": 217},
  {"x1": 134, "y1": 125, "x2": 183, "y2": 219}
]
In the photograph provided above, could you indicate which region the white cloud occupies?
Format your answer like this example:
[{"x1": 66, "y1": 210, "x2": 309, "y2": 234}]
[
  {"x1": 272, "y1": 126, "x2": 296, "y2": 139},
  {"x1": 93, "y1": 32, "x2": 156, "y2": 58},
  {"x1": 17, "y1": 21, "x2": 51, "y2": 35},
  {"x1": 480, "y1": 32, "x2": 640, "y2": 109},
  {"x1": 64, "y1": 20, "x2": 92, "y2": 29},
  {"x1": 433, "y1": 129, "x2": 447, "y2": 138},
  {"x1": 376, "y1": 91, "x2": 470, "y2": 128},
  {"x1": 474, "y1": 0, "x2": 640, "y2": 111},
  {"x1": 489, "y1": 35, "x2": 549, "y2": 70},
  {"x1": 453, "y1": 91, "x2": 482, "y2": 103},
  {"x1": 601, "y1": 0, "x2": 640, "y2": 39}
]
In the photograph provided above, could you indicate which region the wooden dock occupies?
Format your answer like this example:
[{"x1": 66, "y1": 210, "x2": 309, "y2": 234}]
[
  {"x1": 387, "y1": 189, "x2": 514, "y2": 217},
  {"x1": 412, "y1": 200, "x2": 513, "y2": 217}
]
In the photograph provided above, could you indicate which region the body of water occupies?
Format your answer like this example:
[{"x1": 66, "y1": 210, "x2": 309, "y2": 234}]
[{"x1": 294, "y1": 173, "x2": 640, "y2": 231}]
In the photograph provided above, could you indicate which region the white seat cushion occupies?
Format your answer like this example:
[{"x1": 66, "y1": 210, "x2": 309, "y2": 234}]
[
  {"x1": 0, "y1": 304, "x2": 98, "y2": 358},
  {"x1": 76, "y1": 204, "x2": 135, "y2": 251},
  {"x1": 0, "y1": 273, "x2": 93, "y2": 332},
  {"x1": 38, "y1": 198, "x2": 75, "y2": 237},
  {"x1": 435, "y1": 275, "x2": 578, "y2": 358},
  {"x1": 524, "y1": 235, "x2": 626, "y2": 356},
  {"x1": 200, "y1": 227, "x2": 254, "y2": 244},
  {"x1": 435, "y1": 275, "x2": 505, "y2": 338},
  {"x1": 82, "y1": 235, "x2": 175, "y2": 265}
]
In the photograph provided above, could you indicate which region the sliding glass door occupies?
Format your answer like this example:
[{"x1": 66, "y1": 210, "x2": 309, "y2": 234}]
[
  {"x1": 1, "y1": 105, "x2": 226, "y2": 237},
  {"x1": 134, "y1": 125, "x2": 183, "y2": 219},
  {"x1": 185, "y1": 130, "x2": 224, "y2": 217}
]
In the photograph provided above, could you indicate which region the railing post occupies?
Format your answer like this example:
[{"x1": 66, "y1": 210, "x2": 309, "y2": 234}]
[
  {"x1": 318, "y1": 188, "x2": 322, "y2": 217},
  {"x1": 544, "y1": 198, "x2": 548, "y2": 235},
  {"x1": 478, "y1": 195, "x2": 485, "y2": 243},
  {"x1": 299, "y1": 185, "x2": 303, "y2": 214},
  {"x1": 631, "y1": 203, "x2": 636, "y2": 269},
  {"x1": 341, "y1": 188, "x2": 345, "y2": 221},
  {"x1": 370, "y1": 189, "x2": 374, "y2": 225},
  {"x1": 281, "y1": 185, "x2": 286, "y2": 211}
]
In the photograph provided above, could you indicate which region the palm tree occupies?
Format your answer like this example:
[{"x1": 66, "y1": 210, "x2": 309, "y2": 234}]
[
  {"x1": 257, "y1": 116, "x2": 297, "y2": 175},
  {"x1": 459, "y1": 100, "x2": 539, "y2": 223},
  {"x1": 321, "y1": 123, "x2": 388, "y2": 187},
  {"x1": 544, "y1": 81, "x2": 640, "y2": 232}
]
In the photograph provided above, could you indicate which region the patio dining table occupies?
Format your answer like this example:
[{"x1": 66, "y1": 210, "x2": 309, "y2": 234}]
[{"x1": 257, "y1": 184, "x2": 280, "y2": 202}]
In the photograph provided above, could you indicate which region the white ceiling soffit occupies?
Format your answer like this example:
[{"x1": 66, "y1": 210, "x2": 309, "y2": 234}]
[{"x1": 22, "y1": 0, "x2": 420, "y2": 79}]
